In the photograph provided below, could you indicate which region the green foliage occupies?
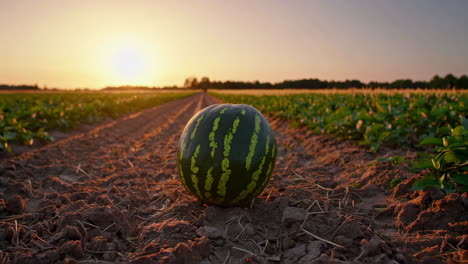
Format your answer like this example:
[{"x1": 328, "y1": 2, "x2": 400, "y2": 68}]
[
  {"x1": 390, "y1": 178, "x2": 402, "y2": 188},
  {"x1": 0, "y1": 92, "x2": 194, "y2": 152},
  {"x1": 212, "y1": 92, "x2": 467, "y2": 152},
  {"x1": 412, "y1": 116, "x2": 468, "y2": 193}
]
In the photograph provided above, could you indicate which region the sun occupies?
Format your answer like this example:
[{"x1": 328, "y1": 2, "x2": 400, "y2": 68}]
[
  {"x1": 113, "y1": 49, "x2": 144, "y2": 78},
  {"x1": 100, "y1": 39, "x2": 164, "y2": 87},
  {"x1": 110, "y1": 48, "x2": 145, "y2": 84}
]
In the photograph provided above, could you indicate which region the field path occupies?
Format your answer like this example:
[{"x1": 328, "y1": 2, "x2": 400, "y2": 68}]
[{"x1": 1, "y1": 93, "x2": 463, "y2": 263}]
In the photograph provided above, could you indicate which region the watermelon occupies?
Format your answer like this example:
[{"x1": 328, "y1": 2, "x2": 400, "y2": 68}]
[{"x1": 177, "y1": 104, "x2": 277, "y2": 206}]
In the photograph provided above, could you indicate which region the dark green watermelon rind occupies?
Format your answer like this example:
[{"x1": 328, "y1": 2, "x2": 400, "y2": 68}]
[{"x1": 177, "y1": 104, "x2": 277, "y2": 206}]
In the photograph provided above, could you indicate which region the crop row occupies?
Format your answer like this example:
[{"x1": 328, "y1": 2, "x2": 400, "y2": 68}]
[
  {"x1": 0, "y1": 92, "x2": 194, "y2": 152},
  {"x1": 212, "y1": 92, "x2": 467, "y2": 152}
]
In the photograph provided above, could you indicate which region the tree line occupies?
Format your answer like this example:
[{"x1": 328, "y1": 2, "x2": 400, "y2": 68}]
[
  {"x1": 1, "y1": 73, "x2": 466, "y2": 90},
  {"x1": 0, "y1": 84, "x2": 40, "y2": 90},
  {"x1": 184, "y1": 74, "x2": 468, "y2": 90}
]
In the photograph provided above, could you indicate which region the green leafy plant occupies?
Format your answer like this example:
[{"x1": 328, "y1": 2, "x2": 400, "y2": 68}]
[
  {"x1": 212, "y1": 92, "x2": 466, "y2": 152},
  {"x1": 390, "y1": 178, "x2": 402, "y2": 188},
  {"x1": 412, "y1": 116, "x2": 468, "y2": 193},
  {"x1": 0, "y1": 92, "x2": 195, "y2": 152}
]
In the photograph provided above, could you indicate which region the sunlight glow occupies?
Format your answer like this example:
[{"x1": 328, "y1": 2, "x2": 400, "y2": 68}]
[
  {"x1": 112, "y1": 49, "x2": 144, "y2": 79},
  {"x1": 100, "y1": 37, "x2": 164, "y2": 87},
  {"x1": 109, "y1": 47, "x2": 147, "y2": 85}
]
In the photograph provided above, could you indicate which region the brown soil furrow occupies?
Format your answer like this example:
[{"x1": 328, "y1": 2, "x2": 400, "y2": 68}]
[
  {"x1": 0, "y1": 94, "x2": 203, "y2": 181},
  {"x1": 268, "y1": 118, "x2": 413, "y2": 190},
  {"x1": 119, "y1": 93, "x2": 220, "y2": 184},
  {"x1": 131, "y1": 98, "x2": 197, "y2": 153},
  {"x1": 73, "y1": 98, "x2": 202, "y2": 187},
  {"x1": 131, "y1": 92, "x2": 216, "y2": 160}
]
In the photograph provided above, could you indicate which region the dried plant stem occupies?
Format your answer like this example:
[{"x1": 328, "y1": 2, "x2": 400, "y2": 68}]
[{"x1": 302, "y1": 229, "x2": 344, "y2": 248}]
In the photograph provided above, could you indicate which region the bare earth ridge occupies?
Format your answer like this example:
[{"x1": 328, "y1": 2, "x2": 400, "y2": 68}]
[{"x1": 0, "y1": 93, "x2": 466, "y2": 263}]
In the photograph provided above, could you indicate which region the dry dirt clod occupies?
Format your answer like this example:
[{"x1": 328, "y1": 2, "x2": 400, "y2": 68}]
[
  {"x1": 6, "y1": 194, "x2": 26, "y2": 215},
  {"x1": 0, "y1": 199, "x2": 6, "y2": 212},
  {"x1": 282, "y1": 244, "x2": 306, "y2": 263},
  {"x1": 282, "y1": 207, "x2": 307, "y2": 225},
  {"x1": 198, "y1": 226, "x2": 224, "y2": 239},
  {"x1": 59, "y1": 240, "x2": 85, "y2": 259}
]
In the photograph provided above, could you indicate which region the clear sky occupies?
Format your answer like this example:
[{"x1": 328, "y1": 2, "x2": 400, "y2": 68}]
[{"x1": 1, "y1": 0, "x2": 467, "y2": 89}]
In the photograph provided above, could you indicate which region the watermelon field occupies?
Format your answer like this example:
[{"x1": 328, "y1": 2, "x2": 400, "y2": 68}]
[{"x1": 0, "y1": 90, "x2": 467, "y2": 263}]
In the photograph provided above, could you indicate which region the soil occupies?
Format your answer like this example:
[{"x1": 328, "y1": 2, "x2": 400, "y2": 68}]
[{"x1": 0, "y1": 92, "x2": 466, "y2": 263}]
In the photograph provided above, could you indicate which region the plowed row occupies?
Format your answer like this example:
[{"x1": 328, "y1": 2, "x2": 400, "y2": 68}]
[{"x1": 0, "y1": 93, "x2": 466, "y2": 263}]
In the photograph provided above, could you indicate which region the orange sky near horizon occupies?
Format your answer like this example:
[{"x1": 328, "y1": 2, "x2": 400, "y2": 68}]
[{"x1": 1, "y1": 0, "x2": 467, "y2": 89}]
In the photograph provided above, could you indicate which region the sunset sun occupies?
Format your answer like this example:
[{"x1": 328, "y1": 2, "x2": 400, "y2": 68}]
[
  {"x1": 110, "y1": 48, "x2": 146, "y2": 84},
  {"x1": 100, "y1": 39, "x2": 164, "y2": 86}
]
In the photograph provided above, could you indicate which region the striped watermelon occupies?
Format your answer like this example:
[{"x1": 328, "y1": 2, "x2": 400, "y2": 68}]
[{"x1": 177, "y1": 104, "x2": 277, "y2": 206}]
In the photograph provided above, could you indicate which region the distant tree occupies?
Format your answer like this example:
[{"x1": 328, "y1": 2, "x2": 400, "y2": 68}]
[
  {"x1": 184, "y1": 77, "x2": 198, "y2": 88},
  {"x1": 343, "y1": 80, "x2": 364, "y2": 89},
  {"x1": 444, "y1": 74, "x2": 457, "y2": 89},
  {"x1": 0, "y1": 84, "x2": 39, "y2": 90},
  {"x1": 368, "y1": 81, "x2": 390, "y2": 89},
  {"x1": 199, "y1": 77, "x2": 211, "y2": 92},
  {"x1": 457, "y1": 75, "x2": 468, "y2": 89},
  {"x1": 413, "y1": 81, "x2": 429, "y2": 89},
  {"x1": 430, "y1": 75, "x2": 447, "y2": 89},
  {"x1": 390, "y1": 79, "x2": 413, "y2": 89},
  {"x1": 200, "y1": 77, "x2": 210, "y2": 83}
]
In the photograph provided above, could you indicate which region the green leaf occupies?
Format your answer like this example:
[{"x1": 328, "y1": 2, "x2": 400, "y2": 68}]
[
  {"x1": 390, "y1": 156, "x2": 407, "y2": 165},
  {"x1": 377, "y1": 157, "x2": 390, "y2": 162},
  {"x1": 451, "y1": 126, "x2": 466, "y2": 137},
  {"x1": 370, "y1": 142, "x2": 381, "y2": 153},
  {"x1": 378, "y1": 131, "x2": 391, "y2": 142},
  {"x1": 443, "y1": 149, "x2": 467, "y2": 164},
  {"x1": 411, "y1": 160, "x2": 434, "y2": 171},
  {"x1": 412, "y1": 176, "x2": 440, "y2": 190},
  {"x1": 460, "y1": 185, "x2": 468, "y2": 193},
  {"x1": 452, "y1": 174, "x2": 468, "y2": 185},
  {"x1": 417, "y1": 152, "x2": 432, "y2": 159},
  {"x1": 441, "y1": 179, "x2": 456, "y2": 194},
  {"x1": 419, "y1": 137, "x2": 443, "y2": 146},
  {"x1": 390, "y1": 178, "x2": 402, "y2": 188},
  {"x1": 4, "y1": 132, "x2": 17, "y2": 140},
  {"x1": 461, "y1": 115, "x2": 468, "y2": 130},
  {"x1": 437, "y1": 126, "x2": 452, "y2": 136}
]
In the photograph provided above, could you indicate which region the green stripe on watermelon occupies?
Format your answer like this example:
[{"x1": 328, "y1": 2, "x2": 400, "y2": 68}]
[
  {"x1": 251, "y1": 138, "x2": 277, "y2": 199},
  {"x1": 209, "y1": 117, "x2": 221, "y2": 158},
  {"x1": 190, "y1": 115, "x2": 205, "y2": 140},
  {"x1": 190, "y1": 144, "x2": 203, "y2": 198},
  {"x1": 245, "y1": 115, "x2": 261, "y2": 171},
  {"x1": 217, "y1": 116, "x2": 241, "y2": 199}
]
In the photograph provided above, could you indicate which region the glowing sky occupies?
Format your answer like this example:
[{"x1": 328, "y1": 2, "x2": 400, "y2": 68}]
[{"x1": 1, "y1": 0, "x2": 467, "y2": 89}]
